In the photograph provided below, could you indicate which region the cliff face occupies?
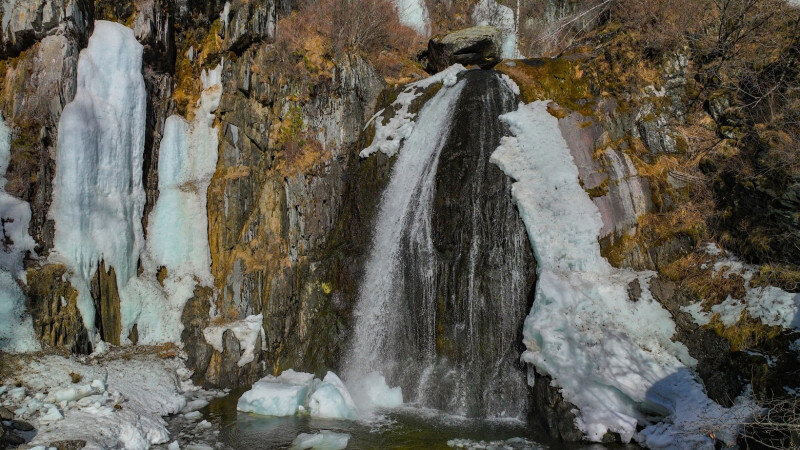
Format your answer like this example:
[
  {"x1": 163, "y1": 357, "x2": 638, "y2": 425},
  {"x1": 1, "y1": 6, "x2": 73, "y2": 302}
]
[
  {"x1": 0, "y1": 0, "x2": 386, "y2": 388},
  {"x1": 2, "y1": 0, "x2": 799, "y2": 446}
]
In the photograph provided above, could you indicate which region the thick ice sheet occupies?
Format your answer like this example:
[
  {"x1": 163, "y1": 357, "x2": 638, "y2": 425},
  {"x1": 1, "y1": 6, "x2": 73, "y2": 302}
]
[
  {"x1": 308, "y1": 372, "x2": 358, "y2": 420},
  {"x1": 50, "y1": 20, "x2": 146, "y2": 296},
  {"x1": 238, "y1": 370, "x2": 388, "y2": 420},
  {"x1": 120, "y1": 63, "x2": 224, "y2": 345},
  {"x1": 49, "y1": 20, "x2": 146, "y2": 338},
  {"x1": 491, "y1": 101, "x2": 753, "y2": 446}
]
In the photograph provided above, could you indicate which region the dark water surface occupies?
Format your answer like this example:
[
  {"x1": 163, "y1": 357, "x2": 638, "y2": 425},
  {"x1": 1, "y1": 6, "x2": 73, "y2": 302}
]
[{"x1": 199, "y1": 390, "x2": 623, "y2": 450}]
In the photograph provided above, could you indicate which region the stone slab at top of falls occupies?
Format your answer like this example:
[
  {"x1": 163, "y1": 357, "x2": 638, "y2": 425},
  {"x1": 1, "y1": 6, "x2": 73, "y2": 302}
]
[{"x1": 344, "y1": 67, "x2": 536, "y2": 419}]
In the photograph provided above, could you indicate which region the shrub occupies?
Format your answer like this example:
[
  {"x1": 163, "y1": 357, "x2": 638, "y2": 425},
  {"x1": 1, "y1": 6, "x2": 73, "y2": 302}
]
[
  {"x1": 281, "y1": 0, "x2": 420, "y2": 56},
  {"x1": 275, "y1": 0, "x2": 423, "y2": 80}
]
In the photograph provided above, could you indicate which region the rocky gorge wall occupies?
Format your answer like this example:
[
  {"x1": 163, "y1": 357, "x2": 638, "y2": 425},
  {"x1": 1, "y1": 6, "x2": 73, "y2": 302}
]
[
  {"x1": 2, "y1": 0, "x2": 799, "y2": 446},
  {"x1": 0, "y1": 0, "x2": 388, "y2": 389}
]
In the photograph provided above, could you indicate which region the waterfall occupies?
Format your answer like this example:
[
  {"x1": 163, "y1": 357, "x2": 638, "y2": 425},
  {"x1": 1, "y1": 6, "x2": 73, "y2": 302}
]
[{"x1": 345, "y1": 70, "x2": 534, "y2": 419}]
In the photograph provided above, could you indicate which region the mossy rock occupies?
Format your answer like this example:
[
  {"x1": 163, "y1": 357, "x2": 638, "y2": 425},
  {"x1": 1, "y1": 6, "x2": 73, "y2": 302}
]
[{"x1": 497, "y1": 58, "x2": 594, "y2": 116}]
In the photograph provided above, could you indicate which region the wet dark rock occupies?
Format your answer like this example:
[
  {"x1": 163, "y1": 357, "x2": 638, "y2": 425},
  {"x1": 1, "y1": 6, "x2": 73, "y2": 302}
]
[
  {"x1": 131, "y1": 0, "x2": 175, "y2": 73},
  {"x1": 218, "y1": 329, "x2": 242, "y2": 387},
  {"x1": 90, "y1": 261, "x2": 122, "y2": 346},
  {"x1": 50, "y1": 439, "x2": 88, "y2": 450},
  {"x1": 417, "y1": 69, "x2": 535, "y2": 416},
  {"x1": 181, "y1": 288, "x2": 214, "y2": 384},
  {"x1": 9, "y1": 419, "x2": 34, "y2": 431},
  {"x1": 194, "y1": 52, "x2": 385, "y2": 384},
  {"x1": 425, "y1": 26, "x2": 502, "y2": 73},
  {"x1": 528, "y1": 369, "x2": 583, "y2": 441},
  {"x1": 1, "y1": 428, "x2": 26, "y2": 446},
  {"x1": 627, "y1": 279, "x2": 642, "y2": 302},
  {"x1": 0, "y1": 406, "x2": 13, "y2": 420}
]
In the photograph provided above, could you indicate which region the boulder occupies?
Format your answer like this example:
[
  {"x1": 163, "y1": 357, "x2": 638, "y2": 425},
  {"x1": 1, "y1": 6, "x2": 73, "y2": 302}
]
[{"x1": 424, "y1": 26, "x2": 502, "y2": 73}]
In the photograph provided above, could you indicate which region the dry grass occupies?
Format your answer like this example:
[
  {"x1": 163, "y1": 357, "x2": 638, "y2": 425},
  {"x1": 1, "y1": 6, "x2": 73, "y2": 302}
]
[
  {"x1": 663, "y1": 252, "x2": 746, "y2": 306},
  {"x1": 709, "y1": 313, "x2": 782, "y2": 351}
]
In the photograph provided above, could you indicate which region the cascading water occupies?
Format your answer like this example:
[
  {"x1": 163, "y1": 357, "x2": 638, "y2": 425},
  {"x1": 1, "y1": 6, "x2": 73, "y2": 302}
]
[{"x1": 345, "y1": 70, "x2": 535, "y2": 419}]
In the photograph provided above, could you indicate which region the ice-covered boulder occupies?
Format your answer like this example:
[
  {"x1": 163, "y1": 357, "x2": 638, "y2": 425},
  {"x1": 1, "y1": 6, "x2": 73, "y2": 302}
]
[
  {"x1": 238, "y1": 370, "x2": 401, "y2": 420},
  {"x1": 308, "y1": 372, "x2": 358, "y2": 420},
  {"x1": 290, "y1": 430, "x2": 350, "y2": 450},
  {"x1": 237, "y1": 370, "x2": 315, "y2": 417}
]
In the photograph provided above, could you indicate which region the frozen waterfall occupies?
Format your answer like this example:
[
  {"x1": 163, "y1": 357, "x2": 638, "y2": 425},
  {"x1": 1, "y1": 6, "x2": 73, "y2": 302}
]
[{"x1": 50, "y1": 20, "x2": 147, "y2": 337}]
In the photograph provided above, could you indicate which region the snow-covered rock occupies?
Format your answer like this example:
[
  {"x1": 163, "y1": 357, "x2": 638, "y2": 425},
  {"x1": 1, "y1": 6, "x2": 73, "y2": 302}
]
[
  {"x1": 682, "y1": 244, "x2": 800, "y2": 331},
  {"x1": 203, "y1": 314, "x2": 264, "y2": 367},
  {"x1": 0, "y1": 353, "x2": 218, "y2": 449},
  {"x1": 360, "y1": 64, "x2": 465, "y2": 159}
]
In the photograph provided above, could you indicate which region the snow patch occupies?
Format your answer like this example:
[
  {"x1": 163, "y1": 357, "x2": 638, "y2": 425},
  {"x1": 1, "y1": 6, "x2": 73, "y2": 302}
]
[
  {"x1": 360, "y1": 65, "x2": 465, "y2": 158},
  {"x1": 683, "y1": 244, "x2": 800, "y2": 330}
]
